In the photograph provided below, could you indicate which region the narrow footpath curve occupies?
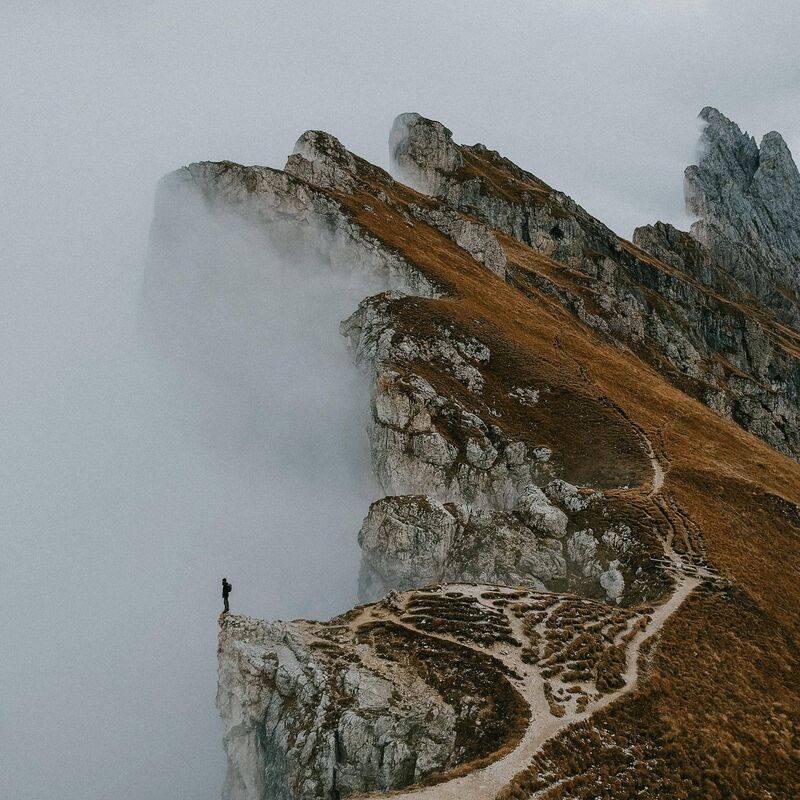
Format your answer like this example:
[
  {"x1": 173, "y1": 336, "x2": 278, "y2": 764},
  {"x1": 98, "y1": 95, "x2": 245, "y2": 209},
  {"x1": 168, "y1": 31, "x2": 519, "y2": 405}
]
[{"x1": 355, "y1": 431, "x2": 710, "y2": 800}]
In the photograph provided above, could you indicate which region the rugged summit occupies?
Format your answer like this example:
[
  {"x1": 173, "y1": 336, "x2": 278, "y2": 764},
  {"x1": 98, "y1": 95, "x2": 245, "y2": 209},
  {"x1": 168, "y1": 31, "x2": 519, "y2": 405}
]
[
  {"x1": 685, "y1": 107, "x2": 800, "y2": 325},
  {"x1": 393, "y1": 112, "x2": 800, "y2": 461},
  {"x1": 146, "y1": 108, "x2": 800, "y2": 799}
]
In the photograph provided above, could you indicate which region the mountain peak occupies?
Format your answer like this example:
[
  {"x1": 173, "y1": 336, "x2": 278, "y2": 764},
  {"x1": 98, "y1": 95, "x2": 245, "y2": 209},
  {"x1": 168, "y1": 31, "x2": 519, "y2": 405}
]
[
  {"x1": 685, "y1": 107, "x2": 800, "y2": 323},
  {"x1": 389, "y1": 112, "x2": 463, "y2": 193}
]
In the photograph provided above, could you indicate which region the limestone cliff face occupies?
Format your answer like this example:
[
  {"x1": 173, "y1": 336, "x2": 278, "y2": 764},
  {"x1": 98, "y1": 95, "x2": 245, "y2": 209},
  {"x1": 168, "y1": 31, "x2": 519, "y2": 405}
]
[
  {"x1": 216, "y1": 612, "x2": 459, "y2": 800},
  {"x1": 357, "y1": 484, "x2": 635, "y2": 605},
  {"x1": 685, "y1": 107, "x2": 800, "y2": 326},
  {"x1": 216, "y1": 601, "x2": 527, "y2": 800}
]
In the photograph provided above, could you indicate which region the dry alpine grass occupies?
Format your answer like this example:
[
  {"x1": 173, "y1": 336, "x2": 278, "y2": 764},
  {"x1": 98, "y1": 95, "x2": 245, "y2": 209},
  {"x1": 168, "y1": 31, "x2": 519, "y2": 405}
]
[{"x1": 332, "y1": 146, "x2": 800, "y2": 797}]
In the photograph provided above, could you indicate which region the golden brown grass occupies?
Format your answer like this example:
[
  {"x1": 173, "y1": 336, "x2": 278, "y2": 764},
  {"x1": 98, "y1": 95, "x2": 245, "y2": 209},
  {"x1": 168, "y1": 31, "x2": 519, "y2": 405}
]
[
  {"x1": 211, "y1": 138, "x2": 800, "y2": 796},
  {"x1": 332, "y1": 149, "x2": 800, "y2": 795},
  {"x1": 356, "y1": 620, "x2": 530, "y2": 793}
]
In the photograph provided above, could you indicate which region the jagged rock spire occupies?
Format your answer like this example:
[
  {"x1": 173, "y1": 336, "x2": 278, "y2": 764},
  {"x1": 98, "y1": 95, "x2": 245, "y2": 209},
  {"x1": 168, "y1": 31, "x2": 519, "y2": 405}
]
[
  {"x1": 389, "y1": 112, "x2": 463, "y2": 194},
  {"x1": 685, "y1": 107, "x2": 800, "y2": 326}
]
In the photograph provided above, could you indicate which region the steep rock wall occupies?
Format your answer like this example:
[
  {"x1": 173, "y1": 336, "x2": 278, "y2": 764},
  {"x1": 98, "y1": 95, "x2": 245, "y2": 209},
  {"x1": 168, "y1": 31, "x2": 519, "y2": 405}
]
[{"x1": 684, "y1": 106, "x2": 800, "y2": 326}]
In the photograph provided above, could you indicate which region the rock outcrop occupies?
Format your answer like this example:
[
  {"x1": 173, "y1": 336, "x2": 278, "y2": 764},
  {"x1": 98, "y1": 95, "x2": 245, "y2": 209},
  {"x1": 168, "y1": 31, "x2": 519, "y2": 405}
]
[
  {"x1": 357, "y1": 492, "x2": 567, "y2": 600},
  {"x1": 684, "y1": 107, "x2": 800, "y2": 326},
  {"x1": 341, "y1": 294, "x2": 554, "y2": 509},
  {"x1": 151, "y1": 157, "x2": 442, "y2": 303},
  {"x1": 357, "y1": 482, "x2": 640, "y2": 604},
  {"x1": 217, "y1": 596, "x2": 528, "y2": 800}
]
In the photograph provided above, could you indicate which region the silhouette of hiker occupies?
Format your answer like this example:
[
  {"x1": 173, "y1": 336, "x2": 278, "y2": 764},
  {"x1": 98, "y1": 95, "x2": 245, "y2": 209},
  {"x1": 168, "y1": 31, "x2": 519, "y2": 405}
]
[{"x1": 222, "y1": 577, "x2": 232, "y2": 614}]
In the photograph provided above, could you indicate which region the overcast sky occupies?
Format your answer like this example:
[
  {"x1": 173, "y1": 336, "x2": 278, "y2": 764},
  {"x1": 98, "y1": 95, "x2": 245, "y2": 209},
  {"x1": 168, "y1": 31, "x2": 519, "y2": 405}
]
[
  {"x1": 1, "y1": 3, "x2": 798, "y2": 800},
  {"x1": 3, "y1": 2, "x2": 798, "y2": 238}
]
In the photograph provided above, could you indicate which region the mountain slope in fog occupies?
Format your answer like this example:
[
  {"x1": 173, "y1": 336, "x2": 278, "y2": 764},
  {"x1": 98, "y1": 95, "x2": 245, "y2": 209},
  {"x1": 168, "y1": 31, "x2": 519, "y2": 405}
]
[{"x1": 147, "y1": 110, "x2": 800, "y2": 800}]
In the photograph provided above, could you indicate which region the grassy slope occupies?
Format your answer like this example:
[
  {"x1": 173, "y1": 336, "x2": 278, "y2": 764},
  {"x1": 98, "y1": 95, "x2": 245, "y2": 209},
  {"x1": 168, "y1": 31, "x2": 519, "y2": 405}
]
[{"x1": 331, "y1": 155, "x2": 799, "y2": 796}]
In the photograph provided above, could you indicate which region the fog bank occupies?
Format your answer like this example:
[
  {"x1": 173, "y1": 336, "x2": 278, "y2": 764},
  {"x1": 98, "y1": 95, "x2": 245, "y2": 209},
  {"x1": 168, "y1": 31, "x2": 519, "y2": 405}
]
[{"x1": 2, "y1": 175, "x2": 385, "y2": 800}]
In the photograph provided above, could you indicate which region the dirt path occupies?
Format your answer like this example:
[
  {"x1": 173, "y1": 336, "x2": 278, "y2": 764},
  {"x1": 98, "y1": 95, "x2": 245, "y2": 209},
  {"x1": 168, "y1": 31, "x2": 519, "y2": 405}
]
[
  {"x1": 643, "y1": 427, "x2": 665, "y2": 496},
  {"x1": 349, "y1": 427, "x2": 713, "y2": 800},
  {"x1": 356, "y1": 569, "x2": 699, "y2": 800}
]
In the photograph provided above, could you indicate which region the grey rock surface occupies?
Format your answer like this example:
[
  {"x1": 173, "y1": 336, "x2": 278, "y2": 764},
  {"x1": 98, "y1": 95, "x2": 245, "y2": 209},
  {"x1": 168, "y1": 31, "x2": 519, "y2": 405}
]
[
  {"x1": 285, "y1": 129, "x2": 358, "y2": 192},
  {"x1": 358, "y1": 491, "x2": 633, "y2": 604},
  {"x1": 390, "y1": 112, "x2": 463, "y2": 195},
  {"x1": 600, "y1": 560, "x2": 625, "y2": 604},
  {"x1": 514, "y1": 484, "x2": 568, "y2": 537},
  {"x1": 408, "y1": 203, "x2": 507, "y2": 279},
  {"x1": 684, "y1": 107, "x2": 800, "y2": 326},
  {"x1": 217, "y1": 614, "x2": 459, "y2": 800}
]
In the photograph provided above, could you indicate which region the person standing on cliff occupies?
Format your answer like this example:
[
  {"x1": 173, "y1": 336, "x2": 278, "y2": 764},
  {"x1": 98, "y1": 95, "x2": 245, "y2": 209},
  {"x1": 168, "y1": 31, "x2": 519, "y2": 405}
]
[{"x1": 221, "y1": 577, "x2": 232, "y2": 614}]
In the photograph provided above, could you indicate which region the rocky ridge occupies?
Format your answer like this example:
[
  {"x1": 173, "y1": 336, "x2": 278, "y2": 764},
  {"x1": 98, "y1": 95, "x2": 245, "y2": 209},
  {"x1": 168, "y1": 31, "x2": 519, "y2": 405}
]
[
  {"x1": 146, "y1": 109, "x2": 800, "y2": 799},
  {"x1": 393, "y1": 111, "x2": 800, "y2": 461},
  {"x1": 684, "y1": 106, "x2": 800, "y2": 326}
]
